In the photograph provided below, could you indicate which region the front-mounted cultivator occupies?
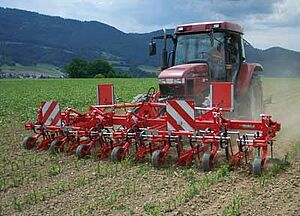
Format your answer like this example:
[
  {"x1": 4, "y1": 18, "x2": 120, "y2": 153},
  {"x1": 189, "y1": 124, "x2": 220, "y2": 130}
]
[{"x1": 23, "y1": 82, "x2": 280, "y2": 176}]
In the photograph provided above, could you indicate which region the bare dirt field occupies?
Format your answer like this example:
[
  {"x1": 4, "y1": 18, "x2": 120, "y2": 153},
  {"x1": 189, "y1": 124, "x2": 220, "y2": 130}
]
[{"x1": 0, "y1": 78, "x2": 299, "y2": 216}]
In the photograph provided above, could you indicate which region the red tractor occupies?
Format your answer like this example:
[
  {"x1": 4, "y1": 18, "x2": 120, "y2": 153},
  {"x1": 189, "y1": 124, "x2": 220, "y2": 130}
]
[
  {"x1": 149, "y1": 21, "x2": 263, "y2": 119},
  {"x1": 23, "y1": 21, "x2": 280, "y2": 176}
]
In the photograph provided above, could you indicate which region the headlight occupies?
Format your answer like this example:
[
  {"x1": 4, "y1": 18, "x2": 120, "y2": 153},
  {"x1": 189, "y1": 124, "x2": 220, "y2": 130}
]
[
  {"x1": 173, "y1": 78, "x2": 185, "y2": 84},
  {"x1": 159, "y1": 78, "x2": 185, "y2": 84},
  {"x1": 159, "y1": 79, "x2": 167, "y2": 84},
  {"x1": 166, "y1": 78, "x2": 173, "y2": 84}
]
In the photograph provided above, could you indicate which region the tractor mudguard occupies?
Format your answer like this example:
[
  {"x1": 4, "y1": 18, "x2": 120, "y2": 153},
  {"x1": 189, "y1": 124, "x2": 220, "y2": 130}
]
[{"x1": 236, "y1": 62, "x2": 263, "y2": 95}]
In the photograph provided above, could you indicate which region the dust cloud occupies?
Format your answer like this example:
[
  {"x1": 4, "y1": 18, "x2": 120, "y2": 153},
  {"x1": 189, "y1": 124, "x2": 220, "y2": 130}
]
[{"x1": 263, "y1": 77, "x2": 300, "y2": 157}]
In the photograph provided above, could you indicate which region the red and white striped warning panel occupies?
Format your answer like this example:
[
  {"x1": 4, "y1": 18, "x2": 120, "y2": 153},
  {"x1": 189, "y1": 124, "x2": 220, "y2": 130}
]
[
  {"x1": 166, "y1": 100, "x2": 195, "y2": 131},
  {"x1": 41, "y1": 101, "x2": 61, "y2": 126}
]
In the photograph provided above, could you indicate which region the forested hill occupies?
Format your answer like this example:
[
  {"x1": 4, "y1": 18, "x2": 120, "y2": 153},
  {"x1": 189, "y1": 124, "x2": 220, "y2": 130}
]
[{"x1": 0, "y1": 7, "x2": 299, "y2": 77}]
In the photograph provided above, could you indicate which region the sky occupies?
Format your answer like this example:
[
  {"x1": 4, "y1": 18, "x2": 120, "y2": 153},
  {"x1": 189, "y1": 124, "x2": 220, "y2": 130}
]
[{"x1": 0, "y1": 0, "x2": 300, "y2": 51}]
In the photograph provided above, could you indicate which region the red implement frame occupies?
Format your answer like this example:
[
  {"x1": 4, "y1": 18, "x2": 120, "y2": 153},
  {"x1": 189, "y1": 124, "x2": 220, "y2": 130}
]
[{"x1": 23, "y1": 83, "x2": 280, "y2": 176}]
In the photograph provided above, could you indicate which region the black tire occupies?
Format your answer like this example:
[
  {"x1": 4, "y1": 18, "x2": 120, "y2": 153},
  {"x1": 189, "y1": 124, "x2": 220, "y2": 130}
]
[
  {"x1": 111, "y1": 146, "x2": 124, "y2": 162},
  {"x1": 75, "y1": 144, "x2": 89, "y2": 159},
  {"x1": 49, "y1": 139, "x2": 60, "y2": 154},
  {"x1": 22, "y1": 136, "x2": 36, "y2": 150},
  {"x1": 253, "y1": 157, "x2": 263, "y2": 176},
  {"x1": 202, "y1": 152, "x2": 213, "y2": 172},
  {"x1": 237, "y1": 74, "x2": 263, "y2": 120},
  {"x1": 151, "y1": 150, "x2": 163, "y2": 168}
]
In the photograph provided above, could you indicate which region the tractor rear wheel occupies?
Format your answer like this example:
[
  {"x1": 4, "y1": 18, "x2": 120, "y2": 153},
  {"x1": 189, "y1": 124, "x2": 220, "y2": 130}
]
[
  {"x1": 22, "y1": 136, "x2": 36, "y2": 150},
  {"x1": 237, "y1": 74, "x2": 263, "y2": 120}
]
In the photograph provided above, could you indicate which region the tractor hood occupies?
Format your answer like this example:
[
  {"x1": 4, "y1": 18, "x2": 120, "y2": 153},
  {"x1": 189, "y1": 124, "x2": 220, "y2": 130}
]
[{"x1": 158, "y1": 63, "x2": 209, "y2": 79}]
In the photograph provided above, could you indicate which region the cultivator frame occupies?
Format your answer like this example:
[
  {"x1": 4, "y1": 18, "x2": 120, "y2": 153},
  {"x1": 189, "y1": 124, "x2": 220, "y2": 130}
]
[{"x1": 23, "y1": 83, "x2": 280, "y2": 176}]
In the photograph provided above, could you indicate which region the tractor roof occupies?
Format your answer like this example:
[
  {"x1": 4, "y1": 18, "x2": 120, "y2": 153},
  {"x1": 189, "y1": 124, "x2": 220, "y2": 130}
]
[{"x1": 175, "y1": 21, "x2": 243, "y2": 34}]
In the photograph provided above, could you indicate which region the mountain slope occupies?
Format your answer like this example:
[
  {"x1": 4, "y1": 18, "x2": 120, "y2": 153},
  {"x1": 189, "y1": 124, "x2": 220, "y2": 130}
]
[
  {"x1": 0, "y1": 7, "x2": 299, "y2": 77},
  {"x1": 245, "y1": 45, "x2": 300, "y2": 76}
]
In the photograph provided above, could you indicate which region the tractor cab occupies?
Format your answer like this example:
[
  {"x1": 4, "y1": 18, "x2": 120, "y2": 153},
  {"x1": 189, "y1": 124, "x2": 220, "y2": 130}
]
[{"x1": 149, "y1": 21, "x2": 245, "y2": 105}]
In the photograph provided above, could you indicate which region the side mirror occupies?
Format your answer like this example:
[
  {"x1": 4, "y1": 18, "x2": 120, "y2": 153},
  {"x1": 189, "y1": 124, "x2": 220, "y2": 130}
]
[
  {"x1": 149, "y1": 41, "x2": 156, "y2": 56},
  {"x1": 209, "y1": 29, "x2": 215, "y2": 47}
]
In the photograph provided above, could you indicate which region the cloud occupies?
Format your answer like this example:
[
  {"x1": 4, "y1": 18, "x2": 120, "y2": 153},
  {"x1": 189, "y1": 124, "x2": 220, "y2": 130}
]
[
  {"x1": 245, "y1": 26, "x2": 300, "y2": 50},
  {"x1": 254, "y1": 0, "x2": 300, "y2": 27},
  {"x1": 0, "y1": 0, "x2": 300, "y2": 51}
]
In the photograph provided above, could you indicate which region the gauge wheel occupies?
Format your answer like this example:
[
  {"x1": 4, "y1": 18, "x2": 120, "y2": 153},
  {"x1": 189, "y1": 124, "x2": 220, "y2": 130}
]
[
  {"x1": 111, "y1": 146, "x2": 125, "y2": 162},
  {"x1": 75, "y1": 144, "x2": 89, "y2": 159},
  {"x1": 151, "y1": 150, "x2": 164, "y2": 168},
  {"x1": 22, "y1": 136, "x2": 36, "y2": 150},
  {"x1": 49, "y1": 139, "x2": 61, "y2": 154},
  {"x1": 202, "y1": 152, "x2": 213, "y2": 172},
  {"x1": 253, "y1": 157, "x2": 263, "y2": 176}
]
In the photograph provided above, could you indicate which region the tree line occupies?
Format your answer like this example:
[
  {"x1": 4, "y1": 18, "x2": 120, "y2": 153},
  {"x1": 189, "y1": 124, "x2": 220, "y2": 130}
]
[{"x1": 64, "y1": 58, "x2": 130, "y2": 78}]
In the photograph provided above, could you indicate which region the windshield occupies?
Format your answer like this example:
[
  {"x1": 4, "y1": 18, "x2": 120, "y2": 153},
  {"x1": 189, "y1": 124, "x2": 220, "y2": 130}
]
[{"x1": 175, "y1": 32, "x2": 226, "y2": 80}]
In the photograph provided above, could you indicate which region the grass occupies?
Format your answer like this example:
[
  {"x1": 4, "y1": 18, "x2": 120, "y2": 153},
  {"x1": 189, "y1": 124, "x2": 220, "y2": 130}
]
[
  {"x1": 47, "y1": 164, "x2": 61, "y2": 177},
  {"x1": 221, "y1": 195, "x2": 243, "y2": 216},
  {"x1": 0, "y1": 77, "x2": 195, "y2": 215},
  {"x1": 0, "y1": 78, "x2": 158, "y2": 124},
  {"x1": 143, "y1": 203, "x2": 161, "y2": 216}
]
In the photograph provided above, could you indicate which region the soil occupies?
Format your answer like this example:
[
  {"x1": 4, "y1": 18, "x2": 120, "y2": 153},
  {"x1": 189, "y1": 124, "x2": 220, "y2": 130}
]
[{"x1": 240, "y1": 160, "x2": 300, "y2": 216}]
